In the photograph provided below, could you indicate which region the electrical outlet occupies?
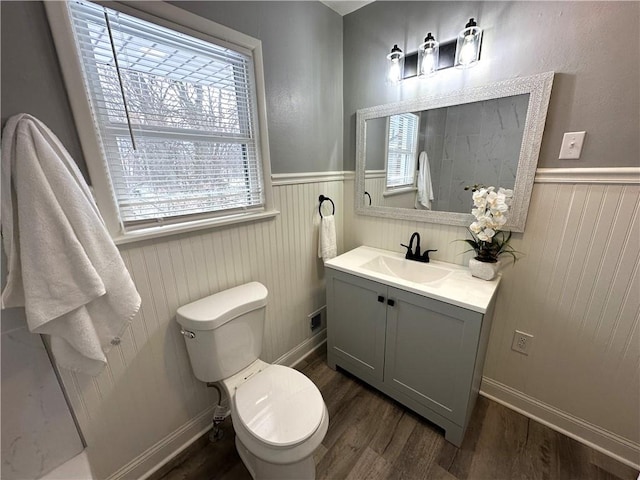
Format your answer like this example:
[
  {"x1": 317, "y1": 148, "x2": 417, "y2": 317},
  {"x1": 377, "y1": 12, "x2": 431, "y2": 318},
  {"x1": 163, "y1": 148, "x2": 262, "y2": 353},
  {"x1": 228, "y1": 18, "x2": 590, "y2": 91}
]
[
  {"x1": 308, "y1": 306, "x2": 326, "y2": 332},
  {"x1": 511, "y1": 330, "x2": 534, "y2": 355}
]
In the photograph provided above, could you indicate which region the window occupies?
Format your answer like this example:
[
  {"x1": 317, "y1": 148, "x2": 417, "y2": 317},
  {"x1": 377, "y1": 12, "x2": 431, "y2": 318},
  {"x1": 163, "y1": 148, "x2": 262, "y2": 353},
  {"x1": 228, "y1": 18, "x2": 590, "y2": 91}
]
[
  {"x1": 46, "y1": 0, "x2": 275, "y2": 241},
  {"x1": 385, "y1": 113, "x2": 419, "y2": 190}
]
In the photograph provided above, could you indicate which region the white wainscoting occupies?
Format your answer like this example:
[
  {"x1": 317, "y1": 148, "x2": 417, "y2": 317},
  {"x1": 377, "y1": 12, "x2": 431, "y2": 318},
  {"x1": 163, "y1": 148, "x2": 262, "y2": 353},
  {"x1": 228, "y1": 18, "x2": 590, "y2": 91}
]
[
  {"x1": 53, "y1": 168, "x2": 639, "y2": 477},
  {"x1": 344, "y1": 169, "x2": 640, "y2": 468},
  {"x1": 56, "y1": 178, "x2": 343, "y2": 479}
]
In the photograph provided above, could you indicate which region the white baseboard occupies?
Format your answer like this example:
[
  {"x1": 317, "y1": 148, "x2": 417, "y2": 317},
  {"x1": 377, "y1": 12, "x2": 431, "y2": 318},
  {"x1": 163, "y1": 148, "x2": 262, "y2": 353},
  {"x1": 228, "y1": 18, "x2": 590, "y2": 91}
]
[
  {"x1": 274, "y1": 328, "x2": 327, "y2": 368},
  {"x1": 480, "y1": 377, "x2": 640, "y2": 470},
  {"x1": 122, "y1": 331, "x2": 327, "y2": 480},
  {"x1": 107, "y1": 406, "x2": 214, "y2": 480}
]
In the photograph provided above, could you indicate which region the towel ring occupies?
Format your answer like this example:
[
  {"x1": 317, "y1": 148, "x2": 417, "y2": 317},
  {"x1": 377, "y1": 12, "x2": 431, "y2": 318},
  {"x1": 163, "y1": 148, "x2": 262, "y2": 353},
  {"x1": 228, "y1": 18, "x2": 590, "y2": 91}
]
[
  {"x1": 318, "y1": 195, "x2": 335, "y2": 218},
  {"x1": 364, "y1": 191, "x2": 372, "y2": 205}
]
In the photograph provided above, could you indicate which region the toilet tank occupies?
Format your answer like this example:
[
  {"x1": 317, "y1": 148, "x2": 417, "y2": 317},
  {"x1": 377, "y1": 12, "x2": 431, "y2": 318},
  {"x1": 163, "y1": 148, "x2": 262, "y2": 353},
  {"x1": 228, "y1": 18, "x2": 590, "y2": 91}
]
[{"x1": 176, "y1": 282, "x2": 268, "y2": 382}]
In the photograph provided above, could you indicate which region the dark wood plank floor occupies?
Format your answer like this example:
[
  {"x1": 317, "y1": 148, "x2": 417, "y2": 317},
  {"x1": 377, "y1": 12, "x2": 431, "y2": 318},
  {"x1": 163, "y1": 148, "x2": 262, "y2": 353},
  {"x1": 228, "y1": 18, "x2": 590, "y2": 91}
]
[{"x1": 153, "y1": 349, "x2": 638, "y2": 480}]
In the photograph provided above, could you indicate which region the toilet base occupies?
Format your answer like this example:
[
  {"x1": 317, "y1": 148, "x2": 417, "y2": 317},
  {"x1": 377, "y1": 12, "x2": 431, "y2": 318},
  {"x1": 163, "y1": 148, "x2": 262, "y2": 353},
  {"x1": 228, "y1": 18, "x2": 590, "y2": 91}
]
[{"x1": 235, "y1": 437, "x2": 316, "y2": 480}]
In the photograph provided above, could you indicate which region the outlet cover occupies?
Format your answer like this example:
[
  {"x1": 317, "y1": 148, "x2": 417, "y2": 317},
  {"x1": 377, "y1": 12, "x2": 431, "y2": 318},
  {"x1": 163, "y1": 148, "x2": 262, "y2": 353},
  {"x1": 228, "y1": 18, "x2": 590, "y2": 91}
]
[
  {"x1": 511, "y1": 330, "x2": 534, "y2": 355},
  {"x1": 558, "y1": 131, "x2": 586, "y2": 159}
]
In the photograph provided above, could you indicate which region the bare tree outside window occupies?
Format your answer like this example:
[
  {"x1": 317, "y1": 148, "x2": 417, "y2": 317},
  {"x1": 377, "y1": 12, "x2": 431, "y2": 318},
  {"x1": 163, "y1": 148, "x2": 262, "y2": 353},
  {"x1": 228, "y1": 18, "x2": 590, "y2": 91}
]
[{"x1": 69, "y1": 0, "x2": 263, "y2": 225}]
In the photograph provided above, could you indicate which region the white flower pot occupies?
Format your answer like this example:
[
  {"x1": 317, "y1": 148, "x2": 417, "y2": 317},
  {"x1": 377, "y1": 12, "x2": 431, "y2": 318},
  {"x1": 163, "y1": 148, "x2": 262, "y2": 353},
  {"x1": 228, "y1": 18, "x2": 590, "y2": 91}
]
[{"x1": 469, "y1": 258, "x2": 501, "y2": 281}]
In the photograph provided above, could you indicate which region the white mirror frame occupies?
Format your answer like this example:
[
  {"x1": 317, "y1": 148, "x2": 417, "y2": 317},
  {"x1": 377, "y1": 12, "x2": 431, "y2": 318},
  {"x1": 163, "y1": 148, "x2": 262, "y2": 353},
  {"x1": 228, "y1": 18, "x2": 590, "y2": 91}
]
[{"x1": 355, "y1": 71, "x2": 554, "y2": 232}]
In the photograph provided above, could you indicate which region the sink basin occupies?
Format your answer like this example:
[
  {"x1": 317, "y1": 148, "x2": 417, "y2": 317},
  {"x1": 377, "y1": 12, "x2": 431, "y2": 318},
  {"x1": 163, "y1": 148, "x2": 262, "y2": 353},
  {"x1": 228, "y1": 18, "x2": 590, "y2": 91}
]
[{"x1": 360, "y1": 255, "x2": 452, "y2": 284}]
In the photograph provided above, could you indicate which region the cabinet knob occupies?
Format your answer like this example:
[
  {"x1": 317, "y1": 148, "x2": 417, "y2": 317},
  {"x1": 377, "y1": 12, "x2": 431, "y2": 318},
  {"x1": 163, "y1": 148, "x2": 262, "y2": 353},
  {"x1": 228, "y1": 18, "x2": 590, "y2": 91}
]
[
  {"x1": 387, "y1": 299, "x2": 395, "y2": 307},
  {"x1": 377, "y1": 295, "x2": 385, "y2": 303}
]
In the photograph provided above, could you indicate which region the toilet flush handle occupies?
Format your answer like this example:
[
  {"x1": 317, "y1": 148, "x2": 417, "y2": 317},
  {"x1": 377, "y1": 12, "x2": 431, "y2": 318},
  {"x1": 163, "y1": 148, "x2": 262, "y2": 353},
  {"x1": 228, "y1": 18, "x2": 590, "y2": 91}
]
[{"x1": 180, "y1": 329, "x2": 196, "y2": 339}]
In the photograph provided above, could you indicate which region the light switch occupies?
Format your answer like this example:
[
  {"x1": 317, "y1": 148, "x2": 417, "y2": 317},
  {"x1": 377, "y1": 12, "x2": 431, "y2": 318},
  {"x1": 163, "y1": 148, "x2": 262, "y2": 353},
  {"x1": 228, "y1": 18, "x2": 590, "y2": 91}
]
[{"x1": 559, "y1": 131, "x2": 586, "y2": 159}]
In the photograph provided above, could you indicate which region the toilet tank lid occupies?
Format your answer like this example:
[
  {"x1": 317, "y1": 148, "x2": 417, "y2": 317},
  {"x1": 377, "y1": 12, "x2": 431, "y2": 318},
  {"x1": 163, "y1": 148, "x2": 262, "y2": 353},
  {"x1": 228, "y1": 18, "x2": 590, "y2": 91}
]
[{"x1": 176, "y1": 282, "x2": 268, "y2": 331}]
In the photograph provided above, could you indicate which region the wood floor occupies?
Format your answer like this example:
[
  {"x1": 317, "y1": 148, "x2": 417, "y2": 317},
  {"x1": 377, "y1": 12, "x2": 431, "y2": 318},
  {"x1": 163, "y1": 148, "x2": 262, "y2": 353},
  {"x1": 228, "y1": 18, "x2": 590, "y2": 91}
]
[{"x1": 153, "y1": 349, "x2": 638, "y2": 480}]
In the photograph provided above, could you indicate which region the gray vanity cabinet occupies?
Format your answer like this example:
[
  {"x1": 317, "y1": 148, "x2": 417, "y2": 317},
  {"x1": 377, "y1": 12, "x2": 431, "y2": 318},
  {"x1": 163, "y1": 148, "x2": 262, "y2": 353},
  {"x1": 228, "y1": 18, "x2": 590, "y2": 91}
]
[
  {"x1": 326, "y1": 268, "x2": 495, "y2": 446},
  {"x1": 325, "y1": 272, "x2": 387, "y2": 384}
]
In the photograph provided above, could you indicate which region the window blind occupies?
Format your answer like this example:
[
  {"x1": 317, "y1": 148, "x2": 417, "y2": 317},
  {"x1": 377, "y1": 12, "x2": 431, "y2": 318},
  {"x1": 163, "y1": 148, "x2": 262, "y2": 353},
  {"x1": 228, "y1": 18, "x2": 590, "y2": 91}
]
[
  {"x1": 386, "y1": 113, "x2": 419, "y2": 188},
  {"x1": 67, "y1": 0, "x2": 264, "y2": 227}
]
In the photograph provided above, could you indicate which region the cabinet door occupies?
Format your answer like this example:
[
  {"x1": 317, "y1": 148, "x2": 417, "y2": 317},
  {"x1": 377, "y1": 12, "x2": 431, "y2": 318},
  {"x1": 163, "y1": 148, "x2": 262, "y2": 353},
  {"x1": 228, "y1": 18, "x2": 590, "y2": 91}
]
[
  {"x1": 384, "y1": 287, "x2": 483, "y2": 425},
  {"x1": 326, "y1": 270, "x2": 387, "y2": 383}
]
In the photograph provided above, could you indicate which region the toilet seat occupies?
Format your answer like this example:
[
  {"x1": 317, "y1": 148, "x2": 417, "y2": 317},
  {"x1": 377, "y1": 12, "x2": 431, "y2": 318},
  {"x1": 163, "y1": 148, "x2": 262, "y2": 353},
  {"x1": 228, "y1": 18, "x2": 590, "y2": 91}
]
[{"x1": 234, "y1": 365, "x2": 325, "y2": 448}]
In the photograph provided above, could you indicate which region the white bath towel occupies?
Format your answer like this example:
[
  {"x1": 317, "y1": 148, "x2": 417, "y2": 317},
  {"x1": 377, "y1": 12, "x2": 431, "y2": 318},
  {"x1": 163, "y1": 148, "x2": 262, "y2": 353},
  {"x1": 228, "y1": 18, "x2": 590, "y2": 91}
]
[
  {"x1": 1, "y1": 114, "x2": 141, "y2": 376},
  {"x1": 318, "y1": 215, "x2": 337, "y2": 262},
  {"x1": 415, "y1": 151, "x2": 434, "y2": 210}
]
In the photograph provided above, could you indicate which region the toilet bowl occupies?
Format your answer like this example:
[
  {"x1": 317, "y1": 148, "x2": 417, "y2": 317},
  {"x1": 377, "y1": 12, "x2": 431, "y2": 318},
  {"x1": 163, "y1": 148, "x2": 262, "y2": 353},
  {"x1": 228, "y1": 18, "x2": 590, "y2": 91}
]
[{"x1": 176, "y1": 282, "x2": 328, "y2": 480}]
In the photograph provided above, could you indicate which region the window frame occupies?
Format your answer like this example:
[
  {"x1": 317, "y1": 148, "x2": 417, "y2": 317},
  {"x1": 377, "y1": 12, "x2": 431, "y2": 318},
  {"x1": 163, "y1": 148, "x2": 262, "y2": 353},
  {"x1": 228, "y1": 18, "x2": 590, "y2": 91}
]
[
  {"x1": 384, "y1": 112, "x2": 420, "y2": 195},
  {"x1": 45, "y1": 0, "x2": 277, "y2": 244}
]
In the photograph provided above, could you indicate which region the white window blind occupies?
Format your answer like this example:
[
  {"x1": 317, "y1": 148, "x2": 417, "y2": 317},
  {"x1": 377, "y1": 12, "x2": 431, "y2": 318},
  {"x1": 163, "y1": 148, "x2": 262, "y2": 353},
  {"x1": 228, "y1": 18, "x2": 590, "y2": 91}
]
[
  {"x1": 67, "y1": 0, "x2": 264, "y2": 227},
  {"x1": 386, "y1": 113, "x2": 419, "y2": 189}
]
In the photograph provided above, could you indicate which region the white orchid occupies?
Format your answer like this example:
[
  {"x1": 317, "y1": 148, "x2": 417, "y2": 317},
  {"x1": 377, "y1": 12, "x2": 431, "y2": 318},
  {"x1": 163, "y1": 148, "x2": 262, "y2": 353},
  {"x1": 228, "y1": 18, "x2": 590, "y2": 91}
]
[
  {"x1": 469, "y1": 221, "x2": 483, "y2": 233},
  {"x1": 488, "y1": 212, "x2": 507, "y2": 228},
  {"x1": 477, "y1": 228, "x2": 496, "y2": 242},
  {"x1": 498, "y1": 187, "x2": 513, "y2": 197},
  {"x1": 471, "y1": 208, "x2": 485, "y2": 218},
  {"x1": 461, "y1": 184, "x2": 520, "y2": 263}
]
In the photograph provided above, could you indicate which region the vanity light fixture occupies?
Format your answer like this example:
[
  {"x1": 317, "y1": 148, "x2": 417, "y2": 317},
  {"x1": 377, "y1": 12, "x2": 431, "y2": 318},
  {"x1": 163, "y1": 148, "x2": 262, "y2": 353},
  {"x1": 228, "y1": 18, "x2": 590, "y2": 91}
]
[
  {"x1": 418, "y1": 33, "x2": 439, "y2": 78},
  {"x1": 388, "y1": 18, "x2": 483, "y2": 83},
  {"x1": 455, "y1": 18, "x2": 482, "y2": 68},
  {"x1": 386, "y1": 44, "x2": 405, "y2": 85}
]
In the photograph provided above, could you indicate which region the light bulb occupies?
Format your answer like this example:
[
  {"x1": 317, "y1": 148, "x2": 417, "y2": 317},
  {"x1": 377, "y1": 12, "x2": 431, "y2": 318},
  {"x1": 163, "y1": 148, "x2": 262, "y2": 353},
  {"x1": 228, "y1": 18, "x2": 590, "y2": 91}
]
[
  {"x1": 418, "y1": 33, "x2": 439, "y2": 78},
  {"x1": 386, "y1": 44, "x2": 404, "y2": 85},
  {"x1": 388, "y1": 59, "x2": 402, "y2": 84},
  {"x1": 454, "y1": 18, "x2": 482, "y2": 68},
  {"x1": 458, "y1": 34, "x2": 476, "y2": 66}
]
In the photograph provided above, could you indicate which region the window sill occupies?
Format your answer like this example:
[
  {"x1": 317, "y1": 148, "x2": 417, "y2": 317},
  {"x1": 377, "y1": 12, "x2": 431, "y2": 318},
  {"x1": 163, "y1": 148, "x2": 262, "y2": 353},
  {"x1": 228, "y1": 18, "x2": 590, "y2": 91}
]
[
  {"x1": 383, "y1": 187, "x2": 417, "y2": 198},
  {"x1": 112, "y1": 209, "x2": 280, "y2": 246}
]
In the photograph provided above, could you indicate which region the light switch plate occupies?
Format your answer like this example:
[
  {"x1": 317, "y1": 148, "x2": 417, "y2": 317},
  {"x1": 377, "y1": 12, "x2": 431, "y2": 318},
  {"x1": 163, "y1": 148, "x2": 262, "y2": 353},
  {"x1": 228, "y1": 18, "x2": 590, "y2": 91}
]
[{"x1": 559, "y1": 131, "x2": 586, "y2": 159}]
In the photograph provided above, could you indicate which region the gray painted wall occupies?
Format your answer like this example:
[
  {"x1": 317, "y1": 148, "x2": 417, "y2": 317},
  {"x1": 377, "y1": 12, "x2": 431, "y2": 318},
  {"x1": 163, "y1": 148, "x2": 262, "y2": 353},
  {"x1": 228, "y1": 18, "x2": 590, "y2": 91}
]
[
  {"x1": 165, "y1": 1, "x2": 345, "y2": 174},
  {"x1": 1, "y1": 1, "x2": 88, "y2": 180},
  {"x1": 343, "y1": 1, "x2": 640, "y2": 170},
  {"x1": 1, "y1": 1, "x2": 343, "y2": 175}
]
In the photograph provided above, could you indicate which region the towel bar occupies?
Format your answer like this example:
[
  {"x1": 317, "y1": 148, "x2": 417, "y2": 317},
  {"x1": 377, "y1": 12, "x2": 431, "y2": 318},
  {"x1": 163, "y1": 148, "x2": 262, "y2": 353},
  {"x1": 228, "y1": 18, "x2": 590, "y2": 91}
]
[{"x1": 318, "y1": 195, "x2": 335, "y2": 218}]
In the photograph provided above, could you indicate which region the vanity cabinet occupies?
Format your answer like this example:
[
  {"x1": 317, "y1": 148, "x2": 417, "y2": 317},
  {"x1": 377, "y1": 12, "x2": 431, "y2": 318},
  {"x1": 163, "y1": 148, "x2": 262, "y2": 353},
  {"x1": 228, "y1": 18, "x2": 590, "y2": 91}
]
[{"x1": 326, "y1": 268, "x2": 496, "y2": 446}]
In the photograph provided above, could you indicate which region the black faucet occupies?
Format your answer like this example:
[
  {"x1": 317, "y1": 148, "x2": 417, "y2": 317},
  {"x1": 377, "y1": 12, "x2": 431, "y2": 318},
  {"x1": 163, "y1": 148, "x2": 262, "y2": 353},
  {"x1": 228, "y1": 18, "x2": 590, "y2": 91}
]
[{"x1": 401, "y1": 232, "x2": 437, "y2": 263}]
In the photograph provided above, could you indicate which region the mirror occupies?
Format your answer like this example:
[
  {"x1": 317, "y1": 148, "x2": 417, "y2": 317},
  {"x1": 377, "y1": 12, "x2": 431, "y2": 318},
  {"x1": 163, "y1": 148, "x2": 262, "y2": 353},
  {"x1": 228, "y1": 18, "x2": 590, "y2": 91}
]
[{"x1": 355, "y1": 72, "x2": 554, "y2": 232}]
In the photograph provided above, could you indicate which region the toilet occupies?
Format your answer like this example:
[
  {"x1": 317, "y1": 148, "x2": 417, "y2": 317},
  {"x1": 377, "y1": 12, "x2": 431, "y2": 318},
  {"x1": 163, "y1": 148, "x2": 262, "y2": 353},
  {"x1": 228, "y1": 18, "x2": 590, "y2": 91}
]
[{"x1": 176, "y1": 282, "x2": 329, "y2": 480}]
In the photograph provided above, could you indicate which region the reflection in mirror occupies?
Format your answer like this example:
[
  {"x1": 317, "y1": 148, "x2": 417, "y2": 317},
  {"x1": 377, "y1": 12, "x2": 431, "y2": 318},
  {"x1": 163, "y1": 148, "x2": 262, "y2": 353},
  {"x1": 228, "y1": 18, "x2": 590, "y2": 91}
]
[
  {"x1": 365, "y1": 94, "x2": 529, "y2": 214},
  {"x1": 355, "y1": 72, "x2": 554, "y2": 232}
]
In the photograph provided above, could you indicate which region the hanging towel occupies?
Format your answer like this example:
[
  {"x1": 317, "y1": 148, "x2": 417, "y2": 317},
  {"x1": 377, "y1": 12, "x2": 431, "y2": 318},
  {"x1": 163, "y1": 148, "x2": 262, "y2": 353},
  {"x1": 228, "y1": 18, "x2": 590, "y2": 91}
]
[
  {"x1": 1, "y1": 114, "x2": 141, "y2": 376},
  {"x1": 415, "y1": 151, "x2": 434, "y2": 210},
  {"x1": 318, "y1": 215, "x2": 337, "y2": 262}
]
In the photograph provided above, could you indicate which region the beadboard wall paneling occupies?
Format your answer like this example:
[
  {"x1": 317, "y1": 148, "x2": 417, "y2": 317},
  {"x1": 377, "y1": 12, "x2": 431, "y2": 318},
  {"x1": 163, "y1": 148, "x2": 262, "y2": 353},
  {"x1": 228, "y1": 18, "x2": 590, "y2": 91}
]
[
  {"x1": 344, "y1": 178, "x2": 473, "y2": 264},
  {"x1": 484, "y1": 183, "x2": 640, "y2": 456},
  {"x1": 343, "y1": 177, "x2": 640, "y2": 466},
  {"x1": 56, "y1": 179, "x2": 343, "y2": 480}
]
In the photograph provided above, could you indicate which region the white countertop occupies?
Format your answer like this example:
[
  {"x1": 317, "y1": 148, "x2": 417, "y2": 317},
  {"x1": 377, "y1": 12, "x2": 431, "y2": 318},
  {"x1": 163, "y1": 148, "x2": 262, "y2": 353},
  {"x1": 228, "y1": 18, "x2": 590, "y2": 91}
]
[{"x1": 324, "y1": 246, "x2": 500, "y2": 313}]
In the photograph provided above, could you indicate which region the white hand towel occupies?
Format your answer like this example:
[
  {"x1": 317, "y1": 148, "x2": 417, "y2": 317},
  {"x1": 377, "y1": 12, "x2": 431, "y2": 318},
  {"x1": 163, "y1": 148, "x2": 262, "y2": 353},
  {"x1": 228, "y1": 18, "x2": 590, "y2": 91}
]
[
  {"x1": 318, "y1": 215, "x2": 337, "y2": 262},
  {"x1": 415, "y1": 151, "x2": 434, "y2": 210},
  {"x1": 1, "y1": 114, "x2": 141, "y2": 376}
]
